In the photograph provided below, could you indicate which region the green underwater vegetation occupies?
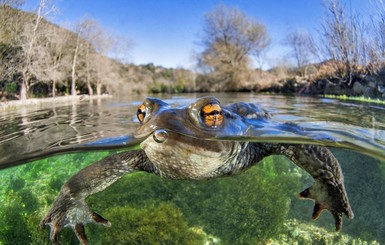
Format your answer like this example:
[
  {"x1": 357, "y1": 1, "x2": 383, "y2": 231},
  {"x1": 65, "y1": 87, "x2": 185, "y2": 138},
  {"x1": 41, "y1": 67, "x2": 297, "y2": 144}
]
[{"x1": 0, "y1": 149, "x2": 383, "y2": 244}]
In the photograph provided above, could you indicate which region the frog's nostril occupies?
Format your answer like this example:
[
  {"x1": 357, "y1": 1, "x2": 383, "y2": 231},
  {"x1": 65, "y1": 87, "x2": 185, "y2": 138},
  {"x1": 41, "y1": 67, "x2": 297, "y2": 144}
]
[{"x1": 153, "y1": 129, "x2": 168, "y2": 143}]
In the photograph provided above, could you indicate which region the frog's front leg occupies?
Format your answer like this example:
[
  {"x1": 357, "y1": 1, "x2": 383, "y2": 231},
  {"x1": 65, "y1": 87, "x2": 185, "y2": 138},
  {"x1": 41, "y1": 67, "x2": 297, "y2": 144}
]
[
  {"x1": 271, "y1": 144, "x2": 354, "y2": 231},
  {"x1": 40, "y1": 149, "x2": 152, "y2": 245}
]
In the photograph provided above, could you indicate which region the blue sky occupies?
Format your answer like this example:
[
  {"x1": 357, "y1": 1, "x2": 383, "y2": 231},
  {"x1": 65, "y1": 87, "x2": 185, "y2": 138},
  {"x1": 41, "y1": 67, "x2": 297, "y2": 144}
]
[{"x1": 22, "y1": 0, "x2": 375, "y2": 69}]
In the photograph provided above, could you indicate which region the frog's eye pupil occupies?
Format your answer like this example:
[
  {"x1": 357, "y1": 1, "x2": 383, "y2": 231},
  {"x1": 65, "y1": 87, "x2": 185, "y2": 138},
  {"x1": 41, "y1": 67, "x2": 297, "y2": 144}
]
[
  {"x1": 200, "y1": 103, "x2": 223, "y2": 128},
  {"x1": 137, "y1": 104, "x2": 147, "y2": 123}
]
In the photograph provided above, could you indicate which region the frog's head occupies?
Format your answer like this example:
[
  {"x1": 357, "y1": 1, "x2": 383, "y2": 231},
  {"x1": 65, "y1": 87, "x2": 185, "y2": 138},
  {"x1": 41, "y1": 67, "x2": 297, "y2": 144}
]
[
  {"x1": 134, "y1": 96, "x2": 244, "y2": 141},
  {"x1": 133, "y1": 96, "x2": 270, "y2": 178},
  {"x1": 133, "y1": 96, "x2": 248, "y2": 178}
]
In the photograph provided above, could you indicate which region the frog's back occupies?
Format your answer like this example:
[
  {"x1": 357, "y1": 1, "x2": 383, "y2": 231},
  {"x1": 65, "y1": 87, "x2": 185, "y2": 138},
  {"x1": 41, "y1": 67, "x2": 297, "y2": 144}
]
[{"x1": 224, "y1": 102, "x2": 271, "y2": 120}]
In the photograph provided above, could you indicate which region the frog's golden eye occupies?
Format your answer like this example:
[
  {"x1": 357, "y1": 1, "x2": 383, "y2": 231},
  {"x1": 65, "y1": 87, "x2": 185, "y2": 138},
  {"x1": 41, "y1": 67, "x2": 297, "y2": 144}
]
[
  {"x1": 137, "y1": 104, "x2": 147, "y2": 123},
  {"x1": 200, "y1": 103, "x2": 223, "y2": 128}
]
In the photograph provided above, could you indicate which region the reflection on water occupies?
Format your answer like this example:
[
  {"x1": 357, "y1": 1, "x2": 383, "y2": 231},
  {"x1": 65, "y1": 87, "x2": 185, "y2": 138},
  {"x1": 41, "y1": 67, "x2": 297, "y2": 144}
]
[
  {"x1": 0, "y1": 96, "x2": 142, "y2": 168},
  {"x1": 0, "y1": 93, "x2": 385, "y2": 244}
]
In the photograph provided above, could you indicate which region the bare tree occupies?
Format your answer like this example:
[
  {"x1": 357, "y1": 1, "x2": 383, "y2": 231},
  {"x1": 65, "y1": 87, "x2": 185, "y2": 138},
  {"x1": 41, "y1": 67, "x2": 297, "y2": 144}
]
[
  {"x1": 68, "y1": 18, "x2": 102, "y2": 97},
  {"x1": 366, "y1": 0, "x2": 385, "y2": 74},
  {"x1": 284, "y1": 29, "x2": 318, "y2": 76},
  {"x1": 18, "y1": 0, "x2": 56, "y2": 101},
  {"x1": 0, "y1": 0, "x2": 25, "y2": 39},
  {"x1": 198, "y1": 5, "x2": 270, "y2": 91},
  {"x1": 81, "y1": 19, "x2": 111, "y2": 95},
  {"x1": 0, "y1": 2, "x2": 26, "y2": 96},
  {"x1": 319, "y1": 0, "x2": 367, "y2": 84},
  {"x1": 90, "y1": 53, "x2": 116, "y2": 95},
  {"x1": 109, "y1": 34, "x2": 132, "y2": 64},
  {"x1": 1, "y1": 1, "x2": 135, "y2": 99},
  {"x1": 69, "y1": 21, "x2": 85, "y2": 97},
  {"x1": 32, "y1": 27, "x2": 71, "y2": 97},
  {"x1": 76, "y1": 18, "x2": 130, "y2": 95}
]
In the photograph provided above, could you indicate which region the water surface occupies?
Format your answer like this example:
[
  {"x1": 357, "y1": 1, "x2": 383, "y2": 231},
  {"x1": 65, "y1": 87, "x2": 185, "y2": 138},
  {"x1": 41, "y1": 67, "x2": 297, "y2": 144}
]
[{"x1": 1, "y1": 93, "x2": 384, "y2": 168}]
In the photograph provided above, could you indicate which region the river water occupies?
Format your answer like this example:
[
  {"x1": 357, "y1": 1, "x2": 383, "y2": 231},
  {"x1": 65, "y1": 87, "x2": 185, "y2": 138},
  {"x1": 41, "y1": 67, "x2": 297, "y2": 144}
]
[{"x1": 0, "y1": 93, "x2": 384, "y2": 244}]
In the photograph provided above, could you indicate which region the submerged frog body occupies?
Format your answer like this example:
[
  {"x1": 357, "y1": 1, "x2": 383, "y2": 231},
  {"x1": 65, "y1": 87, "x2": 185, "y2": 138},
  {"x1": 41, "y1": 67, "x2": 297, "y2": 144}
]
[{"x1": 41, "y1": 97, "x2": 354, "y2": 244}]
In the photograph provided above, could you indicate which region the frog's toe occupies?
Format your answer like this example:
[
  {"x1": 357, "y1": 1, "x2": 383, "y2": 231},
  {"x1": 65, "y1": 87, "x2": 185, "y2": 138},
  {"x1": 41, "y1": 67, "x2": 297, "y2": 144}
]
[
  {"x1": 74, "y1": 223, "x2": 88, "y2": 245},
  {"x1": 41, "y1": 193, "x2": 112, "y2": 244},
  {"x1": 40, "y1": 212, "x2": 62, "y2": 244},
  {"x1": 47, "y1": 222, "x2": 61, "y2": 244},
  {"x1": 332, "y1": 212, "x2": 343, "y2": 231},
  {"x1": 310, "y1": 202, "x2": 343, "y2": 231},
  {"x1": 92, "y1": 211, "x2": 111, "y2": 227},
  {"x1": 299, "y1": 181, "x2": 354, "y2": 231},
  {"x1": 311, "y1": 202, "x2": 325, "y2": 220}
]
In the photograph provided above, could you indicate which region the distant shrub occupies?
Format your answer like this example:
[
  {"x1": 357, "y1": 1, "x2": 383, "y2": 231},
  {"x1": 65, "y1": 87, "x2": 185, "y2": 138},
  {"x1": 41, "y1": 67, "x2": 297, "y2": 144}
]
[{"x1": 4, "y1": 82, "x2": 17, "y2": 94}]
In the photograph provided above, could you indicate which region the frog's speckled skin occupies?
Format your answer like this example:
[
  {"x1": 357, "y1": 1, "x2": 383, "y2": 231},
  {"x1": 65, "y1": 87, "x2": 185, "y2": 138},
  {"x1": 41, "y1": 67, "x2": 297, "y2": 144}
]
[{"x1": 41, "y1": 97, "x2": 354, "y2": 244}]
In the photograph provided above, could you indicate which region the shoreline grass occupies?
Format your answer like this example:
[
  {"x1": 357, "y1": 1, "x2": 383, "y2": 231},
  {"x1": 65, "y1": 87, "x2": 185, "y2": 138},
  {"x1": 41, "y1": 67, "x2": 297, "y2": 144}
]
[{"x1": 322, "y1": 94, "x2": 385, "y2": 104}]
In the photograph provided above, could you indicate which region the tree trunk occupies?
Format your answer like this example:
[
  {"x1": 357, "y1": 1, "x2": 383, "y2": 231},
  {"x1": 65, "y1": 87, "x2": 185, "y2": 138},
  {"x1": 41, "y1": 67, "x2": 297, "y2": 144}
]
[
  {"x1": 87, "y1": 82, "x2": 93, "y2": 96},
  {"x1": 85, "y1": 48, "x2": 93, "y2": 96},
  {"x1": 71, "y1": 35, "x2": 80, "y2": 97},
  {"x1": 52, "y1": 80, "x2": 56, "y2": 97},
  {"x1": 20, "y1": 69, "x2": 30, "y2": 102},
  {"x1": 20, "y1": 0, "x2": 45, "y2": 102},
  {"x1": 20, "y1": 80, "x2": 27, "y2": 102},
  {"x1": 96, "y1": 81, "x2": 102, "y2": 96}
]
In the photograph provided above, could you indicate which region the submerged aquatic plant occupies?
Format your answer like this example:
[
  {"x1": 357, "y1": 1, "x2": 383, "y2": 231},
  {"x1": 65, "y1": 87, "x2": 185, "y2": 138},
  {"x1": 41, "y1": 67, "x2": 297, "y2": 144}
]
[
  {"x1": 268, "y1": 219, "x2": 380, "y2": 245},
  {"x1": 86, "y1": 155, "x2": 298, "y2": 244},
  {"x1": 0, "y1": 152, "x2": 110, "y2": 245},
  {"x1": 0, "y1": 151, "x2": 382, "y2": 244},
  {"x1": 97, "y1": 203, "x2": 205, "y2": 244}
]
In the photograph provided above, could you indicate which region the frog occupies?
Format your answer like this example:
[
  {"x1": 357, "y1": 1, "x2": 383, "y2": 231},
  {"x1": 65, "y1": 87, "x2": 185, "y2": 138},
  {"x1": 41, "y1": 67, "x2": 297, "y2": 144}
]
[{"x1": 40, "y1": 96, "x2": 354, "y2": 244}]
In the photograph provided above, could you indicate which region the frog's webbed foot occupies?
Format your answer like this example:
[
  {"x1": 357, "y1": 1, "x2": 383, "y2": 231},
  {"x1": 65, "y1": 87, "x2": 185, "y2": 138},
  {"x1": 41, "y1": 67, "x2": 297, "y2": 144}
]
[
  {"x1": 270, "y1": 144, "x2": 354, "y2": 231},
  {"x1": 299, "y1": 179, "x2": 354, "y2": 231},
  {"x1": 41, "y1": 150, "x2": 150, "y2": 244},
  {"x1": 40, "y1": 192, "x2": 110, "y2": 245}
]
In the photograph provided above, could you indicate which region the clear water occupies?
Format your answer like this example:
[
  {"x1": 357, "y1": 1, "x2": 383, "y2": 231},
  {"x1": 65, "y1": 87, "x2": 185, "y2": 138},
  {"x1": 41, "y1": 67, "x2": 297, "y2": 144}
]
[{"x1": 0, "y1": 93, "x2": 384, "y2": 244}]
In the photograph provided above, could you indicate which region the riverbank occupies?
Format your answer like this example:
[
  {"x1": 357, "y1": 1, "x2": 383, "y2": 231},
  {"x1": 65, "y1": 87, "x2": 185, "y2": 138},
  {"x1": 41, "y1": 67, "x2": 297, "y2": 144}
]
[
  {"x1": 262, "y1": 75, "x2": 385, "y2": 100},
  {"x1": 0, "y1": 94, "x2": 112, "y2": 111}
]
